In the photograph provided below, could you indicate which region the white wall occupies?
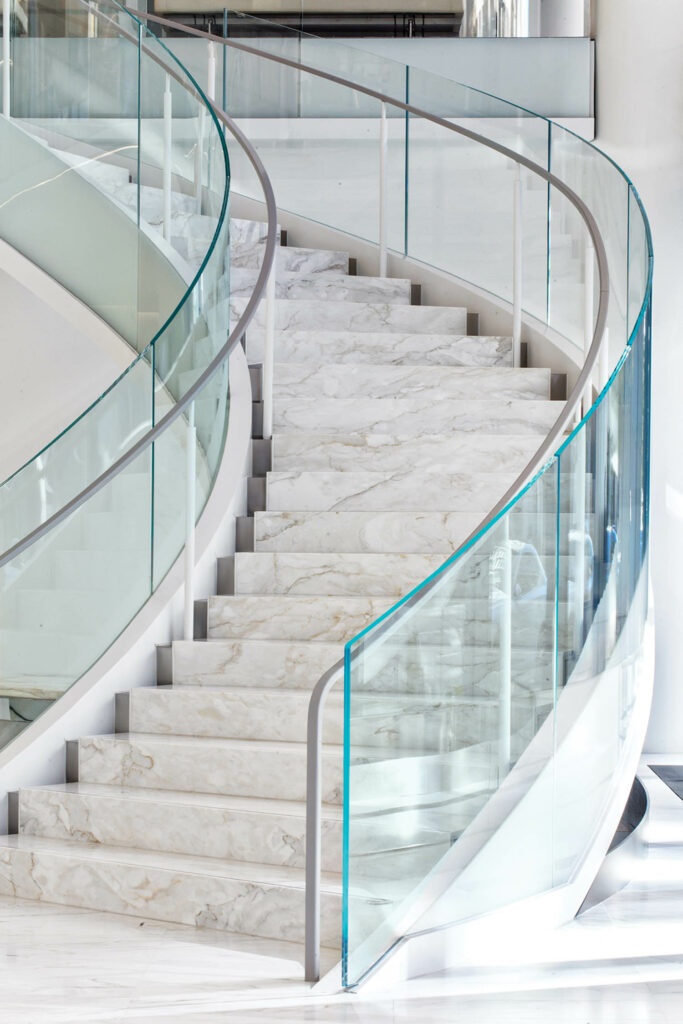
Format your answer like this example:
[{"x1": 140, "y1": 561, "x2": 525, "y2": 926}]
[
  {"x1": 592, "y1": 0, "x2": 683, "y2": 751},
  {"x1": 0, "y1": 241, "x2": 134, "y2": 483}
]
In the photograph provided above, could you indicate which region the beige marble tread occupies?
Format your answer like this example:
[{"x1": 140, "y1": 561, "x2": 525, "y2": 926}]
[{"x1": 0, "y1": 833, "x2": 345, "y2": 893}]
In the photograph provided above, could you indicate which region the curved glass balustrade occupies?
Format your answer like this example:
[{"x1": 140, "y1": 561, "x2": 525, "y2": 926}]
[
  {"x1": 139, "y1": 15, "x2": 652, "y2": 988},
  {"x1": 0, "y1": 4, "x2": 652, "y2": 990},
  {"x1": 0, "y1": 0, "x2": 234, "y2": 736}
]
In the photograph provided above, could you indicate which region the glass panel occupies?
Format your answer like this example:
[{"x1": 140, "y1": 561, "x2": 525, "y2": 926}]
[
  {"x1": 550, "y1": 125, "x2": 629, "y2": 374},
  {"x1": 0, "y1": 448, "x2": 152, "y2": 715},
  {"x1": 0, "y1": 0, "x2": 232, "y2": 748},
  {"x1": 344, "y1": 461, "x2": 559, "y2": 988},
  {"x1": 628, "y1": 191, "x2": 650, "y2": 338}
]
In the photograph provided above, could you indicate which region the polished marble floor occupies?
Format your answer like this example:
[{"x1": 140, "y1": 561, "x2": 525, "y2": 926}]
[{"x1": 3, "y1": 756, "x2": 683, "y2": 1023}]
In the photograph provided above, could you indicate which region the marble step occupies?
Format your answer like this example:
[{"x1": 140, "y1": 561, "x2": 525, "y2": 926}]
[
  {"x1": 246, "y1": 330, "x2": 512, "y2": 367},
  {"x1": 76, "y1": 733, "x2": 344, "y2": 804},
  {"x1": 271, "y1": 397, "x2": 562, "y2": 436},
  {"x1": 206, "y1": 595, "x2": 571, "y2": 648},
  {"x1": 17, "y1": 783, "x2": 343, "y2": 872},
  {"x1": 0, "y1": 834, "x2": 346, "y2": 946},
  {"x1": 231, "y1": 269, "x2": 411, "y2": 304},
  {"x1": 231, "y1": 551, "x2": 586, "y2": 600},
  {"x1": 171, "y1": 638, "x2": 343, "y2": 690},
  {"x1": 206, "y1": 595, "x2": 393, "y2": 643},
  {"x1": 231, "y1": 297, "x2": 468, "y2": 336},
  {"x1": 265, "y1": 469, "x2": 517, "y2": 513},
  {"x1": 270, "y1": 433, "x2": 540, "y2": 474},
  {"x1": 232, "y1": 552, "x2": 445, "y2": 597},
  {"x1": 273, "y1": 364, "x2": 551, "y2": 402},
  {"x1": 128, "y1": 686, "x2": 344, "y2": 745},
  {"x1": 231, "y1": 244, "x2": 349, "y2": 275},
  {"x1": 265, "y1": 469, "x2": 590, "y2": 513},
  {"x1": 171, "y1": 637, "x2": 554, "y2": 698},
  {"x1": 126, "y1": 686, "x2": 546, "y2": 754},
  {"x1": 251, "y1": 510, "x2": 595, "y2": 555}
]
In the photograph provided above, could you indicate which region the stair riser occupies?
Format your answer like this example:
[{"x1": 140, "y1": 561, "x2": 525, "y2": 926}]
[
  {"x1": 77, "y1": 737, "x2": 343, "y2": 804},
  {"x1": 273, "y1": 365, "x2": 550, "y2": 402},
  {"x1": 129, "y1": 688, "x2": 344, "y2": 744},
  {"x1": 270, "y1": 434, "x2": 539, "y2": 475},
  {"x1": 172, "y1": 640, "x2": 342, "y2": 690},
  {"x1": 206, "y1": 595, "x2": 575, "y2": 648},
  {"x1": 252, "y1": 511, "x2": 596, "y2": 556},
  {"x1": 266, "y1": 470, "x2": 592, "y2": 514},
  {"x1": 231, "y1": 297, "x2": 468, "y2": 336},
  {"x1": 266, "y1": 471, "x2": 516, "y2": 514},
  {"x1": 18, "y1": 789, "x2": 342, "y2": 872},
  {"x1": 245, "y1": 331, "x2": 513, "y2": 368},
  {"x1": 0, "y1": 845, "x2": 342, "y2": 946},
  {"x1": 271, "y1": 398, "x2": 562, "y2": 437},
  {"x1": 231, "y1": 245, "x2": 348, "y2": 275},
  {"x1": 231, "y1": 269, "x2": 411, "y2": 305}
]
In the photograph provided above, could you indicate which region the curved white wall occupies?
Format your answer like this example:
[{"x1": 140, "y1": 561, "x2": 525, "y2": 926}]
[
  {"x1": 592, "y1": 0, "x2": 683, "y2": 752},
  {"x1": 0, "y1": 240, "x2": 135, "y2": 483}
]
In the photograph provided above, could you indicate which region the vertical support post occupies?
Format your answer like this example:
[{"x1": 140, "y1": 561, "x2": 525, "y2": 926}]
[
  {"x1": 207, "y1": 39, "x2": 216, "y2": 102},
  {"x1": 378, "y1": 101, "x2": 388, "y2": 278},
  {"x1": 2, "y1": 0, "x2": 10, "y2": 119},
  {"x1": 262, "y1": 262, "x2": 276, "y2": 441},
  {"x1": 572, "y1": 438, "x2": 587, "y2": 659},
  {"x1": 583, "y1": 241, "x2": 595, "y2": 415},
  {"x1": 162, "y1": 75, "x2": 172, "y2": 243},
  {"x1": 498, "y1": 517, "x2": 512, "y2": 780},
  {"x1": 512, "y1": 161, "x2": 523, "y2": 367},
  {"x1": 195, "y1": 109, "x2": 204, "y2": 213},
  {"x1": 184, "y1": 402, "x2": 197, "y2": 642}
]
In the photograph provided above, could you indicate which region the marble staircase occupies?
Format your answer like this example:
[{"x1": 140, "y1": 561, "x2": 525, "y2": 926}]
[{"x1": 0, "y1": 173, "x2": 568, "y2": 956}]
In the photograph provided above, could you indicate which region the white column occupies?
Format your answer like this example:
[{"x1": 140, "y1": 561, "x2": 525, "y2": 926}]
[
  {"x1": 162, "y1": 75, "x2": 172, "y2": 243},
  {"x1": 262, "y1": 264, "x2": 276, "y2": 441},
  {"x1": 498, "y1": 520, "x2": 512, "y2": 780},
  {"x1": 184, "y1": 403, "x2": 197, "y2": 642},
  {"x1": 2, "y1": 0, "x2": 10, "y2": 119},
  {"x1": 378, "y1": 102, "x2": 388, "y2": 278},
  {"x1": 512, "y1": 162, "x2": 523, "y2": 367}
]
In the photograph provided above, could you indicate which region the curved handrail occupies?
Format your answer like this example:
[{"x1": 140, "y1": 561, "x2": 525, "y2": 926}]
[
  {"x1": 0, "y1": 6, "x2": 231, "y2": 497},
  {"x1": 0, "y1": 19, "x2": 278, "y2": 570}
]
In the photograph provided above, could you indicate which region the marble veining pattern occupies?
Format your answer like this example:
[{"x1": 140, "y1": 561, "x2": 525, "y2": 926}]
[
  {"x1": 271, "y1": 432, "x2": 540, "y2": 474},
  {"x1": 231, "y1": 296, "x2": 468, "y2": 334},
  {"x1": 207, "y1": 594, "x2": 393, "y2": 643},
  {"x1": 246, "y1": 329, "x2": 513, "y2": 367},
  {"x1": 272, "y1": 396, "x2": 563, "y2": 436},
  {"x1": 230, "y1": 269, "x2": 412, "y2": 304},
  {"x1": 273, "y1": 363, "x2": 550, "y2": 401},
  {"x1": 231, "y1": 244, "x2": 348, "y2": 274},
  {"x1": 265, "y1": 469, "x2": 517, "y2": 512},
  {"x1": 172, "y1": 638, "x2": 343, "y2": 689}
]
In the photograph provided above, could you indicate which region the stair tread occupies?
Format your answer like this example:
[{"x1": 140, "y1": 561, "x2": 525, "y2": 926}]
[
  {"x1": 22, "y1": 781, "x2": 343, "y2": 820},
  {"x1": 0, "y1": 833, "x2": 344, "y2": 892}
]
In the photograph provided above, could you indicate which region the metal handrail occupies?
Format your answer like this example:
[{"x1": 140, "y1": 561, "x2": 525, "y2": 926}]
[{"x1": 125, "y1": 9, "x2": 616, "y2": 986}]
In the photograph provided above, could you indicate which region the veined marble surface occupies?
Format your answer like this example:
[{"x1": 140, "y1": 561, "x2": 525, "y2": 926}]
[
  {"x1": 246, "y1": 329, "x2": 513, "y2": 367},
  {"x1": 129, "y1": 686, "x2": 344, "y2": 744},
  {"x1": 265, "y1": 469, "x2": 517, "y2": 513},
  {"x1": 78, "y1": 732, "x2": 344, "y2": 804},
  {"x1": 231, "y1": 296, "x2": 468, "y2": 335},
  {"x1": 230, "y1": 269, "x2": 411, "y2": 304},
  {"x1": 19, "y1": 783, "x2": 343, "y2": 871},
  {"x1": 252, "y1": 509, "x2": 488, "y2": 554},
  {"x1": 207, "y1": 594, "x2": 393, "y2": 643},
  {"x1": 231, "y1": 244, "x2": 348, "y2": 275},
  {"x1": 273, "y1": 364, "x2": 550, "y2": 401},
  {"x1": 172, "y1": 638, "x2": 343, "y2": 689},
  {"x1": 0, "y1": 834, "x2": 344, "y2": 947},
  {"x1": 272, "y1": 397, "x2": 562, "y2": 436},
  {"x1": 271, "y1": 432, "x2": 540, "y2": 474},
  {"x1": 233, "y1": 552, "x2": 446, "y2": 598}
]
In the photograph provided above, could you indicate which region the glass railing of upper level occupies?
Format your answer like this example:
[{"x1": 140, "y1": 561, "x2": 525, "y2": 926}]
[
  {"x1": 0, "y1": 0, "x2": 240, "y2": 739},
  {"x1": 139, "y1": 14, "x2": 652, "y2": 988}
]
